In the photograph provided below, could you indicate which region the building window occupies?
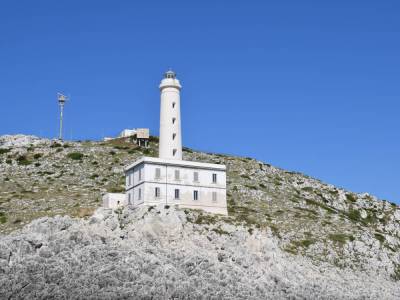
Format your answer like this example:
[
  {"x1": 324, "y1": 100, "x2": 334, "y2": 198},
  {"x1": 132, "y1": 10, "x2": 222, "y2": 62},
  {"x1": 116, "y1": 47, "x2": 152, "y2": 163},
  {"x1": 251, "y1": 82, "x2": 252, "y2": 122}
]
[
  {"x1": 173, "y1": 149, "x2": 177, "y2": 156},
  {"x1": 193, "y1": 171, "x2": 199, "y2": 182},
  {"x1": 172, "y1": 102, "x2": 176, "y2": 108},
  {"x1": 138, "y1": 168, "x2": 142, "y2": 181},
  {"x1": 212, "y1": 173, "x2": 217, "y2": 183},
  {"x1": 193, "y1": 190, "x2": 198, "y2": 201},
  {"x1": 212, "y1": 192, "x2": 217, "y2": 202},
  {"x1": 174, "y1": 189, "x2": 180, "y2": 199},
  {"x1": 155, "y1": 168, "x2": 161, "y2": 179},
  {"x1": 128, "y1": 173, "x2": 131, "y2": 186},
  {"x1": 128, "y1": 193, "x2": 131, "y2": 205},
  {"x1": 155, "y1": 187, "x2": 160, "y2": 198},
  {"x1": 138, "y1": 188, "x2": 142, "y2": 200},
  {"x1": 172, "y1": 117, "x2": 176, "y2": 124},
  {"x1": 172, "y1": 133, "x2": 176, "y2": 140},
  {"x1": 174, "y1": 169, "x2": 180, "y2": 180}
]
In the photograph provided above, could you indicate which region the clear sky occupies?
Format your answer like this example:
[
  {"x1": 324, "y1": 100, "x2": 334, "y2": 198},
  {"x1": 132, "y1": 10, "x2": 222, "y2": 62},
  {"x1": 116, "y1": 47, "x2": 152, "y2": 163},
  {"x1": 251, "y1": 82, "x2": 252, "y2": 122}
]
[{"x1": 1, "y1": 1, "x2": 399, "y2": 203}]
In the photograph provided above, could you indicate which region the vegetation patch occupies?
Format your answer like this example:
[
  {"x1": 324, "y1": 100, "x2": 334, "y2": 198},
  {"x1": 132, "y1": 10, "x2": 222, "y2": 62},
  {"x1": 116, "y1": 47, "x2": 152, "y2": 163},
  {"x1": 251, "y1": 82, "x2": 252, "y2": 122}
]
[
  {"x1": 67, "y1": 152, "x2": 84, "y2": 160},
  {"x1": 301, "y1": 186, "x2": 314, "y2": 192},
  {"x1": 346, "y1": 209, "x2": 361, "y2": 222},
  {"x1": 0, "y1": 212, "x2": 7, "y2": 224},
  {"x1": 50, "y1": 142, "x2": 62, "y2": 148},
  {"x1": 17, "y1": 155, "x2": 31, "y2": 165},
  {"x1": 0, "y1": 148, "x2": 10, "y2": 155},
  {"x1": 346, "y1": 193, "x2": 358, "y2": 203},
  {"x1": 374, "y1": 233, "x2": 385, "y2": 244},
  {"x1": 33, "y1": 153, "x2": 42, "y2": 159},
  {"x1": 305, "y1": 199, "x2": 337, "y2": 214},
  {"x1": 211, "y1": 227, "x2": 230, "y2": 235},
  {"x1": 293, "y1": 239, "x2": 316, "y2": 249},
  {"x1": 329, "y1": 233, "x2": 355, "y2": 245}
]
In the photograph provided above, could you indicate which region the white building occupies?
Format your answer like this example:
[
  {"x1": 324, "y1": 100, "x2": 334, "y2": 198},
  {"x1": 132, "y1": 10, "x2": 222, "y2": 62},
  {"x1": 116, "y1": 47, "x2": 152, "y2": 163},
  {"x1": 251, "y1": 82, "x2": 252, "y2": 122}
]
[
  {"x1": 105, "y1": 70, "x2": 227, "y2": 215},
  {"x1": 119, "y1": 129, "x2": 137, "y2": 138},
  {"x1": 124, "y1": 157, "x2": 227, "y2": 215}
]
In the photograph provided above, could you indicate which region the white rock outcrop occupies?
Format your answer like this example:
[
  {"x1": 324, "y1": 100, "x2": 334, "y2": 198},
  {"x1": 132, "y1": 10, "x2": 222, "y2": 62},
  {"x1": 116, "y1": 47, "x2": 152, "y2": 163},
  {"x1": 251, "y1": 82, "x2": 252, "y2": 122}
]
[{"x1": 0, "y1": 206, "x2": 399, "y2": 299}]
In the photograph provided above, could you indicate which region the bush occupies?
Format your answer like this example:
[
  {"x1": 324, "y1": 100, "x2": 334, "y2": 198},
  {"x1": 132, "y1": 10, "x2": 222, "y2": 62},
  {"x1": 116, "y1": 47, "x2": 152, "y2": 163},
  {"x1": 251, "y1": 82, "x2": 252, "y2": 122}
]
[
  {"x1": 67, "y1": 152, "x2": 84, "y2": 160},
  {"x1": 0, "y1": 212, "x2": 7, "y2": 224},
  {"x1": 109, "y1": 151, "x2": 116, "y2": 155},
  {"x1": 33, "y1": 153, "x2": 42, "y2": 159},
  {"x1": 374, "y1": 233, "x2": 385, "y2": 243},
  {"x1": 17, "y1": 155, "x2": 31, "y2": 165},
  {"x1": 5, "y1": 159, "x2": 12, "y2": 164},
  {"x1": 50, "y1": 142, "x2": 62, "y2": 148},
  {"x1": 346, "y1": 193, "x2": 358, "y2": 202},
  {"x1": 0, "y1": 148, "x2": 10, "y2": 155},
  {"x1": 329, "y1": 233, "x2": 354, "y2": 244},
  {"x1": 347, "y1": 209, "x2": 361, "y2": 222},
  {"x1": 108, "y1": 186, "x2": 125, "y2": 193}
]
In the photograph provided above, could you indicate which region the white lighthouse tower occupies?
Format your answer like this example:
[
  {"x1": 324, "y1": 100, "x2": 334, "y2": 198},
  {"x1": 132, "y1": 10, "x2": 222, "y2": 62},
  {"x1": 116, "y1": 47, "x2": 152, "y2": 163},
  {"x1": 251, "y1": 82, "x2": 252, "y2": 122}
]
[
  {"x1": 112, "y1": 70, "x2": 228, "y2": 215},
  {"x1": 159, "y1": 70, "x2": 182, "y2": 160}
]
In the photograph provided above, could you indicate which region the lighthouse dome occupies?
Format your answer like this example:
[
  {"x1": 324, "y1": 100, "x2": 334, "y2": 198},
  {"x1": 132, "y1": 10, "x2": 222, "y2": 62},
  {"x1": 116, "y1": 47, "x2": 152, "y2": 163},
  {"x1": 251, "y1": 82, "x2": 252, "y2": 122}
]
[{"x1": 164, "y1": 70, "x2": 176, "y2": 79}]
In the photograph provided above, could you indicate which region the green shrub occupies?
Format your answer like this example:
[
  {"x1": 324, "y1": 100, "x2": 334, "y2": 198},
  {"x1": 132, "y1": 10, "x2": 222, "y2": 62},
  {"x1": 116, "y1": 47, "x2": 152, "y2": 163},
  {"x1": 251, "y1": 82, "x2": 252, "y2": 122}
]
[
  {"x1": 302, "y1": 186, "x2": 314, "y2": 192},
  {"x1": 0, "y1": 148, "x2": 10, "y2": 155},
  {"x1": 0, "y1": 212, "x2": 7, "y2": 224},
  {"x1": 347, "y1": 209, "x2": 361, "y2": 222},
  {"x1": 108, "y1": 186, "x2": 125, "y2": 193},
  {"x1": 109, "y1": 151, "x2": 116, "y2": 155},
  {"x1": 5, "y1": 159, "x2": 12, "y2": 164},
  {"x1": 67, "y1": 152, "x2": 84, "y2": 160},
  {"x1": 50, "y1": 142, "x2": 62, "y2": 148},
  {"x1": 149, "y1": 136, "x2": 159, "y2": 142},
  {"x1": 329, "y1": 233, "x2": 354, "y2": 244},
  {"x1": 346, "y1": 193, "x2": 358, "y2": 202},
  {"x1": 33, "y1": 153, "x2": 42, "y2": 159},
  {"x1": 17, "y1": 155, "x2": 31, "y2": 165},
  {"x1": 374, "y1": 233, "x2": 385, "y2": 243}
]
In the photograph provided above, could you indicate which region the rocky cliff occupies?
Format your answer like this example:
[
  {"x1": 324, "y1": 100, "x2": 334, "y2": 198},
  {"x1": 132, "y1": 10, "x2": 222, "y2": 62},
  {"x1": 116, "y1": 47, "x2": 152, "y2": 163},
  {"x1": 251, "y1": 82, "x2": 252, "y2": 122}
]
[{"x1": 0, "y1": 135, "x2": 399, "y2": 299}]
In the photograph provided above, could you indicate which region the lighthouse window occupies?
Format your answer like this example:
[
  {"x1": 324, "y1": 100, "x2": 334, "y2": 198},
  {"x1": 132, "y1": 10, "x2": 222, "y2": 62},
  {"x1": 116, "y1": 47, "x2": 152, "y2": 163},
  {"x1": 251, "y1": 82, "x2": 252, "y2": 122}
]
[
  {"x1": 155, "y1": 168, "x2": 161, "y2": 179},
  {"x1": 155, "y1": 187, "x2": 160, "y2": 198},
  {"x1": 128, "y1": 193, "x2": 131, "y2": 205},
  {"x1": 172, "y1": 133, "x2": 176, "y2": 140},
  {"x1": 173, "y1": 149, "x2": 177, "y2": 156},
  {"x1": 174, "y1": 189, "x2": 180, "y2": 199},
  {"x1": 138, "y1": 168, "x2": 142, "y2": 181},
  {"x1": 193, "y1": 190, "x2": 199, "y2": 201},
  {"x1": 174, "y1": 169, "x2": 180, "y2": 180},
  {"x1": 193, "y1": 171, "x2": 199, "y2": 182},
  {"x1": 172, "y1": 118, "x2": 176, "y2": 124},
  {"x1": 172, "y1": 102, "x2": 176, "y2": 108},
  {"x1": 138, "y1": 188, "x2": 142, "y2": 200},
  {"x1": 212, "y1": 173, "x2": 217, "y2": 183},
  {"x1": 212, "y1": 192, "x2": 217, "y2": 202}
]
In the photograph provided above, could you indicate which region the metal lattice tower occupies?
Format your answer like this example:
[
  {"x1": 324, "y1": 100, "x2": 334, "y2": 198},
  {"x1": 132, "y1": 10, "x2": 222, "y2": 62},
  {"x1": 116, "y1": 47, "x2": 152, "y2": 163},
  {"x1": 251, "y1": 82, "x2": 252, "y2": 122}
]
[{"x1": 57, "y1": 93, "x2": 68, "y2": 140}]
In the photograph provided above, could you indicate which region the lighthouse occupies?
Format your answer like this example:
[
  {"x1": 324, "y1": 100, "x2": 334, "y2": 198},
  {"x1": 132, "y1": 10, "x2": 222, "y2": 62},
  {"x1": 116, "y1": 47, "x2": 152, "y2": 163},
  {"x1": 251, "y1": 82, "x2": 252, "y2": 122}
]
[
  {"x1": 159, "y1": 70, "x2": 182, "y2": 160},
  {"x1": 115, "y1": 70, "x2": 228, "y2": 215}
]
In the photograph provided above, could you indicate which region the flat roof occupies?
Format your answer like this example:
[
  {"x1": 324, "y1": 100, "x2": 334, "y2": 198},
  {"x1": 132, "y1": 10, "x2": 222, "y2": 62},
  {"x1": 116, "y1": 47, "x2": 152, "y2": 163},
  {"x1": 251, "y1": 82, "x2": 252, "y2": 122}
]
[{"x1": 124, "y1": 156, "x2": 226, "y2": 172}]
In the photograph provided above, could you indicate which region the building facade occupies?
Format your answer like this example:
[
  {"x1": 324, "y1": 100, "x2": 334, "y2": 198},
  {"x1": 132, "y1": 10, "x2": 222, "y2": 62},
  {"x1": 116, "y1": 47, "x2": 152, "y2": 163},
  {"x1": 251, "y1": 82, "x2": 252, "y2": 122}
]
[{"x1": 125, "y1": 157, "x2": 227, "y2": 215}]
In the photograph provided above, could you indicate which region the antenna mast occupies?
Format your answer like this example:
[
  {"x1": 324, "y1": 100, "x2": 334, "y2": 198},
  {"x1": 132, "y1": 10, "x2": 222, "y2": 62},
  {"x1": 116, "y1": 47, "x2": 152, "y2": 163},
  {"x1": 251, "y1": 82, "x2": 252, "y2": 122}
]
[{"x1": 57, "y1": 93, "x2": 68, "y2": 140}]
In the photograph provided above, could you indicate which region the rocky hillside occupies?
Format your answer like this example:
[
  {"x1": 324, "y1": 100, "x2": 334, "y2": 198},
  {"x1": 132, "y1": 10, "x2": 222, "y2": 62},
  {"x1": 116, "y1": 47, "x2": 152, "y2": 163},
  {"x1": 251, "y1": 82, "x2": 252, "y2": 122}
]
[{"x1": 0, "y1": 134, "x2": 399, "y2": 298}]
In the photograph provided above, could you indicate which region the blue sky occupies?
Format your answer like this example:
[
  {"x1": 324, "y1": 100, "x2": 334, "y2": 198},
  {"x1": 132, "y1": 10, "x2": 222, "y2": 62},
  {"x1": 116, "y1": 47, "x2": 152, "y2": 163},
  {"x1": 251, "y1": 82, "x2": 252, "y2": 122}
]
[{"x1": 1, "y1": 1, "x2": 399, "y2": 203}]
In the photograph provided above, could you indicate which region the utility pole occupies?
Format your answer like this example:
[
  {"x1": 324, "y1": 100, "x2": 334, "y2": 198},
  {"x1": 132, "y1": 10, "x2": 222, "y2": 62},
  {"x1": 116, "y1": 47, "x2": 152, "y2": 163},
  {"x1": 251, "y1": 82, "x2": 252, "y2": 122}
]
[{"x1": 57, "y1": 93, "x2": 68, "y2": 140}]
